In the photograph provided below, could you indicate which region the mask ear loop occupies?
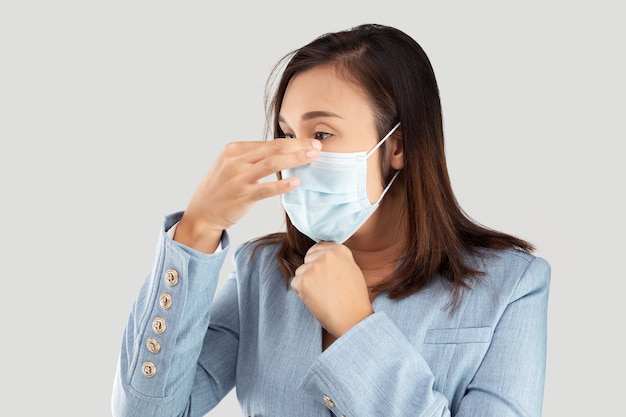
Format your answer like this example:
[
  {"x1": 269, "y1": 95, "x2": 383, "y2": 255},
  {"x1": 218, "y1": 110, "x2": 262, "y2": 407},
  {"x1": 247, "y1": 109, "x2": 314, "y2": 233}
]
[
  {"x1": 374, "y1": 170, "x2": 400, "y2": 205},
  {"x1": 367, "y1": 122, "x2": 401, "y2": 205},
  {"x1": 365, "y1": 122, "x2": 401, "y2": 158}
]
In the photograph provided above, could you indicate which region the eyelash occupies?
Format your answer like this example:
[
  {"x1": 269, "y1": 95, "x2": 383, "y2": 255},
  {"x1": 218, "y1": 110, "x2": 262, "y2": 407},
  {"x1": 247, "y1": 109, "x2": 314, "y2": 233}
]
[{"x1": 282, "y1": 132, "x2": 333, "y2": 141}]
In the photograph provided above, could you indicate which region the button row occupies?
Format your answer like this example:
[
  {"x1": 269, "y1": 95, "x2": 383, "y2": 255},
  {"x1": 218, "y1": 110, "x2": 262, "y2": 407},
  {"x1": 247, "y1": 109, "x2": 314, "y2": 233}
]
[{"x1": 141, "y1": 269, "x2": 179, "y2": 378}]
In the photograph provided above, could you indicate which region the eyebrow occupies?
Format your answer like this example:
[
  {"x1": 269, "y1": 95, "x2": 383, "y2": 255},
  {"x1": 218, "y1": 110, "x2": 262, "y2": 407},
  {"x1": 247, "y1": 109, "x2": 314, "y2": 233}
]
[{"x1": 278, "y1": 111, "x2": 344, "y2": 123}]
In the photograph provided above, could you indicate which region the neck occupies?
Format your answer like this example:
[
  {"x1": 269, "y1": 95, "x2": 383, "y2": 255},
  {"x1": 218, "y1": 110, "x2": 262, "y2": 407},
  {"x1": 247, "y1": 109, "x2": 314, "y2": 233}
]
[{"x1": 344, "y1": 199, "x2": 406, "y2": 290}]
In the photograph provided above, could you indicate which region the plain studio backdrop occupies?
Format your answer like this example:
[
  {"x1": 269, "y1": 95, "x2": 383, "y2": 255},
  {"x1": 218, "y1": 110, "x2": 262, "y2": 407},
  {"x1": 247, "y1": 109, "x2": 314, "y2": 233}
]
[{"x1": 1, "y1": 1, "x2": 623, "y2": 416}]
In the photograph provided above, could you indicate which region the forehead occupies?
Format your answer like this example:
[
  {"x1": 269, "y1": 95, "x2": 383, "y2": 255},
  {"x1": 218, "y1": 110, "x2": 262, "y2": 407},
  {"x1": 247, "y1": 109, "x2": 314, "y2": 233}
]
[{"x1": 280, "y1": 65, "x2": 373, "y2": 122}]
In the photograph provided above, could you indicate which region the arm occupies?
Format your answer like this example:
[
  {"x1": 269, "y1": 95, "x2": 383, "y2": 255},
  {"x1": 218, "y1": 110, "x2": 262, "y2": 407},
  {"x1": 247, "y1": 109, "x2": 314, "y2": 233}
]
[
  {"x1": 300, "y1": 256, "x2": 550, "y2": 416},
  {"x1": 111, "y1": 212, "x2": 238, "y2": 417},
  {"x1": 112, "y1": 137, "x2": 322, "y2": 416}
]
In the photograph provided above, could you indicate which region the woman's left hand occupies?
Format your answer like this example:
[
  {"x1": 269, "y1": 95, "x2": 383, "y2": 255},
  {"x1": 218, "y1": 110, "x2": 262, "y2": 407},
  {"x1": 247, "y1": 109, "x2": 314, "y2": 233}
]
[{"x1": 291, "y1": 242, "x2": 374, "y2": 338}]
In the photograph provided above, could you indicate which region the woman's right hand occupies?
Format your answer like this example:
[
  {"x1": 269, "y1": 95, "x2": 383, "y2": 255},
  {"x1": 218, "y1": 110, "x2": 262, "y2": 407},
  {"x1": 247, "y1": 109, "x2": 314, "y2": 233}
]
[{"x1": 173, "y1": 138, "x2": 321, "y2": 253}]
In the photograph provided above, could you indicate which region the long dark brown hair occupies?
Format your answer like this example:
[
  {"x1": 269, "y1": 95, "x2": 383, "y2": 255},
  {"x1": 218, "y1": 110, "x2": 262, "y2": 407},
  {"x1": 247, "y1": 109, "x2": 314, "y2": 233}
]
[{"x1": 254, "y1": 23, "x2": 533, "y2": 307}]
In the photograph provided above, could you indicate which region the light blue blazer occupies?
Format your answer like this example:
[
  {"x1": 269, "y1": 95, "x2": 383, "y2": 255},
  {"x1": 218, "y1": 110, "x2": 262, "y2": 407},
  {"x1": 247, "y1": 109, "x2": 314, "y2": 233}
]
[{"x1": 112, "y1": 212, "x2": 550, "y2": 416}]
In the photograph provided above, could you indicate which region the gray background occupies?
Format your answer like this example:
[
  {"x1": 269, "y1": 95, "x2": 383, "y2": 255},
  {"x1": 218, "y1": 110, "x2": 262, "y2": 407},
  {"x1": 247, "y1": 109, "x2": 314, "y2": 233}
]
[{"x1": 1, "y1": 1, "x2": 623, "y2": 415}]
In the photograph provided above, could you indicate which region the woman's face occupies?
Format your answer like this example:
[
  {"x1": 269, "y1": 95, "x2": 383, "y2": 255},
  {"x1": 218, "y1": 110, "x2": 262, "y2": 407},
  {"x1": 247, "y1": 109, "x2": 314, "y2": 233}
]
[{"x1": 279, "y1": 64, "x2": 384, "y2": 204}]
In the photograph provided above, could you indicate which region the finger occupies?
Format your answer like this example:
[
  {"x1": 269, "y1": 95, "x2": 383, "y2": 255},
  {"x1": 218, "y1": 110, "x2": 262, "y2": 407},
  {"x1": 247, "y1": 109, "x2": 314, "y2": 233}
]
[
  {"x1": 252, "y1": 176, "x2": 300, "y2": 201},
  {"x1": 249, "y1": 144, "x2": 321, "y2": 180},
  {"x1": 304, "y1": 241, "x2": 339, "y2": 262},
  {"x1": 253, "y1": 138, "x2": 322, "y2": 162},
  {"x1": 221, "y1": 139, "x2": 318, "y2": 167},
  {"x1": 303, "y1": 247, "x2": 322, "y2": 264},
  {"x1": 309, "y1": 241, "x2": 338, "y2": 251},
  {"x1": 290, "y1": 274, "x2": 301, "y2": 296}
]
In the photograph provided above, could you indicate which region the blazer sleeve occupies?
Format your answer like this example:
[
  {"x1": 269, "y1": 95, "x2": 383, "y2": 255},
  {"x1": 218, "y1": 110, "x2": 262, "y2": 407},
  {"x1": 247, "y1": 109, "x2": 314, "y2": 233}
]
[
  {"x1": 111, "y1": 212, "x2": 240, "y2": 417},
  {"x1": 299, "y1": 256, "x2": 551, "y2": 417}
]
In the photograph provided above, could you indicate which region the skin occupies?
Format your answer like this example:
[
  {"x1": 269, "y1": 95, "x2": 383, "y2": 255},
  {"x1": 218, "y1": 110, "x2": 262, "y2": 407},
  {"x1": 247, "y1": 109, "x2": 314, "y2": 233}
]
[
  {"x1": 174, "y1": 138, "x2": 321, "y2": 253},
  {"x1": 176, "y1": 64, "x2": 406, "y2": 349}
]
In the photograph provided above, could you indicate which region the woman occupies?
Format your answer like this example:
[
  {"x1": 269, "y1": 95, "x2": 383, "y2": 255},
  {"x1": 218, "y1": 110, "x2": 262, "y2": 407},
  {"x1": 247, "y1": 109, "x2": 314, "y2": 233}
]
[{"x1": 112, "y1": 23, "x2": 550, "y2": 416}]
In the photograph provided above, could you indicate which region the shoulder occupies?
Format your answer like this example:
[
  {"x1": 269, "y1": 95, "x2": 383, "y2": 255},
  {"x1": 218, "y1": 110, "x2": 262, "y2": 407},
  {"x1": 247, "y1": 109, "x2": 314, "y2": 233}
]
[
  {"x1": 477, "y1": 247, "x2": 549, "y2": 275},
  {"x1": 469, "y1": 247, "x2": 551, "y2": 300}
]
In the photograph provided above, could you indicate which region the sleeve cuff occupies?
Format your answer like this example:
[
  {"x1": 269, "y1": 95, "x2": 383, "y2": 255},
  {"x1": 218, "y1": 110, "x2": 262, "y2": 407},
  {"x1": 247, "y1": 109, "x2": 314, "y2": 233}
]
[
  {"x1": 166, "y1": 220, "x2": 223, "y2": 253},
  {"x1": 299, "y1": 312, "x2": 445, "y2": 416},
  {"x1": 163, "y1": 211, "x2": 226, "y2": 255}
]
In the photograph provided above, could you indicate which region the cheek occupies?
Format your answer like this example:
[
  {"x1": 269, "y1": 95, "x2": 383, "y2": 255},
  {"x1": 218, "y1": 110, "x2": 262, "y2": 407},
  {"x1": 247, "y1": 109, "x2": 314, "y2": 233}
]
[{"x1": 366, "y1": 155, "x2": 384, "y2": 203}]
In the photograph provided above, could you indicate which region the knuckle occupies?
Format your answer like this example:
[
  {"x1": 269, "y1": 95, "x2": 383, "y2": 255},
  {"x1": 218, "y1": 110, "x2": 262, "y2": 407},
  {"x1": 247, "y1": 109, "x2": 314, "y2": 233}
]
[
  {"x1": 337, "y1": 244, "x2": 350, "y2": 254},
  {"x1": 256, "y1": 183, "x2": 274, "y2": 200},
  {"x1": 223, "y1": 142, "x2": 240, "y2": 155},
  {"x1": 299, "y1": 138, "x2": 313, "y2": 149},
  {"x1": 295, "y1": 149, "x2": 309, "y2": 164},
  {"x1": 262, "y1": 156, "x2": 277, "y2": 172},
  {"x1": 324, "y1": 245, "x2": 344, "y2": 260},
  {"x1": 278, "y1": 178, "x2": 294, "y2": 193},
  {"x1": 297, "y1": 274, "x2": 310, "y2": 291},
  {"x1": 337, "y1": 245, "x2": 353, "y2": 259},
  {"x1": 270, "y1": 138, "x2": 283, "y2": 152}
]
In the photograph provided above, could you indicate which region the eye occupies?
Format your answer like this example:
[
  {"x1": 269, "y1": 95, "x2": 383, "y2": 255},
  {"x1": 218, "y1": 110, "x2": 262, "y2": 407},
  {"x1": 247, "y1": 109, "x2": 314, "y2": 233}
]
[
  {"x1": 279, "y1": 131, "x2": 332, "y2": 140},
  {"x1": 314, "y1": 132, "x2": 332, "y2": 141}
]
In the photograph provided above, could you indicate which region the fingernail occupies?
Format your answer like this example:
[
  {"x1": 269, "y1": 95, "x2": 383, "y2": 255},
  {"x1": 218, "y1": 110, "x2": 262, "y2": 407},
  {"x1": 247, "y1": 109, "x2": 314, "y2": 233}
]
[{"x1": 311, "y1": 139, "x2": 322, "y2": 150}]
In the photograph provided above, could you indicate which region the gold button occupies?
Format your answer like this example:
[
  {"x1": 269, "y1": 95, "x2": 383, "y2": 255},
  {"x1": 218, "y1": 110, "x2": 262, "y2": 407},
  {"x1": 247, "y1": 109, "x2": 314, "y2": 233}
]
[
  {"x1": 159, "y1": 293, "x2": 172, "y2": 310},
  {"x1": 152, "y1": 317, "x2": 166, "y2": 334},
  {"x1": 146, "y1": 338, "x2": 161, "y2": 353},
  {"x1": 142, "y1": 361, "x2": 156, "y2": 377},
  {"x1": 323, "y1": 394, "x2": 335, "y2": 408},
  {"x1": 165, "y1": 269, "x2": 179, "y2": 286}
]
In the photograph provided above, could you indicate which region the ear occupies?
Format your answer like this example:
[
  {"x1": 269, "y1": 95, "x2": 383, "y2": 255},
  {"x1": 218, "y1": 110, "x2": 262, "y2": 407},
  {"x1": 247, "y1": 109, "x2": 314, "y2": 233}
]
[{"x1": 389, "y1": 135, "x2": 404, "y2": 170}]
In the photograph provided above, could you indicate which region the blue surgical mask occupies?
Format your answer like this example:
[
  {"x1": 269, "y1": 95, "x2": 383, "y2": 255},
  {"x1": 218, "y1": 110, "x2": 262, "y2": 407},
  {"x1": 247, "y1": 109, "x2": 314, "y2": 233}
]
[{"x1": 281, "y1": 123, "x2": 400, "y2": 243}]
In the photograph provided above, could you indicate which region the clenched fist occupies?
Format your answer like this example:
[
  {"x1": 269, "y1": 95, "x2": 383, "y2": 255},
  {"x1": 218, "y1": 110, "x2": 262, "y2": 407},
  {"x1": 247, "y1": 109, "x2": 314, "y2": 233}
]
[{"x1": 291, "y1": 242, "x2": 374, "y2": 338}]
